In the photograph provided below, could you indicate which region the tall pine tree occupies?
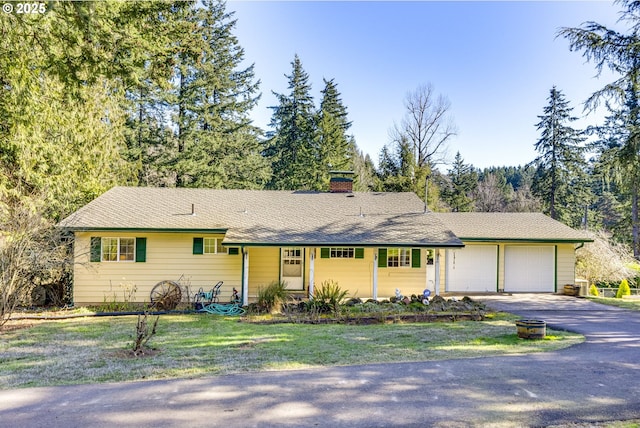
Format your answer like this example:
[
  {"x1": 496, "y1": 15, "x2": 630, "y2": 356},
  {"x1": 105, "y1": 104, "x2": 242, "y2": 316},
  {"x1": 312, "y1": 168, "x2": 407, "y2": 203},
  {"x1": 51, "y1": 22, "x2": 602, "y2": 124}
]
[
  {"x1": 317, "y1": 78, "x2": 353, "y2": 189},
  {"x1": 560, "y1": 0, "x2": 640, "y2": 257},
  {"x1": 0, "y1": 1, "x2": 169, "y2": 218},
  {"x1": 265, "y1": 55, "x2": 319, "y2": 190},
  {"x1": 531, "y1": 86, "x2": 587, "y2": 224},
  {"x1": 443, "y1": 152, "x2": 477, "y2": 212},
  {"x1": 161, "y1": 0, "x2": 268, "y2": 188}
]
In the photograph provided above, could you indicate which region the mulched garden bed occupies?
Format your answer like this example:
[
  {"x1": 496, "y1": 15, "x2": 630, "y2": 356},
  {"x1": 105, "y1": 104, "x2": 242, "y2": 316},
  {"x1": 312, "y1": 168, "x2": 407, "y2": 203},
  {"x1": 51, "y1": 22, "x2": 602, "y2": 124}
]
[
  {"x1": 242, "y1": 296, "x2": 487, "y2": 325},
  {"x1": 242, "y1": 312, "x2": 485, "y2": 325}
]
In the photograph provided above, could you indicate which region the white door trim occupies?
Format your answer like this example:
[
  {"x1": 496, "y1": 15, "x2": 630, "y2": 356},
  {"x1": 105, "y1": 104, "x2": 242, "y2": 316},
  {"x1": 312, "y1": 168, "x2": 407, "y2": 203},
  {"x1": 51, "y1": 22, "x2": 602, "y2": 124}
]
[{"x1": 281, "y1": 247, "x2": 304, "y2": 290}]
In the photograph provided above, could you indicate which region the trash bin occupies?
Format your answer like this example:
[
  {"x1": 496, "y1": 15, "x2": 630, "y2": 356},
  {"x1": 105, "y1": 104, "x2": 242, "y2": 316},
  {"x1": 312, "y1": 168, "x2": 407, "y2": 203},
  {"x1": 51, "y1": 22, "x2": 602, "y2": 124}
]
[{"x1": 575, "y1": 279, "x2": 589, "y2": 297}]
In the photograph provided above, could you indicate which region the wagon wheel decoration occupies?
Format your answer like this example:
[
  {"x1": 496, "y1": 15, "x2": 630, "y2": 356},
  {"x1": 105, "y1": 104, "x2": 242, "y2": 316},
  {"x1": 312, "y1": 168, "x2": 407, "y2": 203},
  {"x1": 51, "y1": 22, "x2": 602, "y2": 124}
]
[{"x1": 150, "y1": 280, "x2": 182, "y2": 310}]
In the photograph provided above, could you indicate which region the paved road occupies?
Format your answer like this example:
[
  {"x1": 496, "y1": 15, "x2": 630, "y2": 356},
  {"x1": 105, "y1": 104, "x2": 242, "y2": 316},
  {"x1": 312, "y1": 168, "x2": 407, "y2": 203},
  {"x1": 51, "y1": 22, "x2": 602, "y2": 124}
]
[{"x1": 2, "y1": 294, "x2": 640, "y2": 427}]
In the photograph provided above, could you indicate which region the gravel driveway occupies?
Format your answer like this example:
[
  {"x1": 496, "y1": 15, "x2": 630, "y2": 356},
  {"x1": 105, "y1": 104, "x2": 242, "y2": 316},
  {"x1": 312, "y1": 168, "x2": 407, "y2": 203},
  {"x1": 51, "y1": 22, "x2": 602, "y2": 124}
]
[{"x1": 2, "y1": 294, "x2": 640, "y2": 427}]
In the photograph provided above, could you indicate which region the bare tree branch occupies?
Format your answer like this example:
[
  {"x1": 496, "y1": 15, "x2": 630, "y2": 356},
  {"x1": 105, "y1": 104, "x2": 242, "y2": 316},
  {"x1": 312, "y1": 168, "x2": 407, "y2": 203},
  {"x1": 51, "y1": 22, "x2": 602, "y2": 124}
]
[{"x1": 393, "y1": 84, "x2": 457, "y2": 168}]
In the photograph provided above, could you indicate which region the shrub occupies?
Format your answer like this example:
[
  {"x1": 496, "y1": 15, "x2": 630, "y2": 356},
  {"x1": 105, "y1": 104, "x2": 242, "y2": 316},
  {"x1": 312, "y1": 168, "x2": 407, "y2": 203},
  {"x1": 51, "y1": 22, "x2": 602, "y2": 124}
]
[
  {"x1": 589, "y1": 284, "x2": 599, "y2": 297},
  {"x1": 1, "y1": 201, "x2": 72, "y2": 327},
  {"x1": 309, "y1": 280, "x2": 349, "y2": 314},
  {"x1": 132, "y1": 311, "x2": 159, "y2": 356},
  {"x1": 256, "y1": 281, "x2": 289, "y2": 313},
  {"x1": 616, "y1": 279, "x2": 631, "y2": 298},
  {"x1": 576, "y1": 231, "x2": 636, "y2": 285}
]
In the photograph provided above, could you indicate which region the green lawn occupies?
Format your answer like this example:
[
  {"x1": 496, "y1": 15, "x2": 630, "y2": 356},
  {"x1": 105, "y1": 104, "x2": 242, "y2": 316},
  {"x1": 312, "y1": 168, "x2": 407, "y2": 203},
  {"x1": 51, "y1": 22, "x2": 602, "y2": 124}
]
[
  {"x1": 587, "y1": 296, "x2": 640, "y2": 310},
  {"x1": 0, "y1": 312, "x2": 582, "y2": 389}
]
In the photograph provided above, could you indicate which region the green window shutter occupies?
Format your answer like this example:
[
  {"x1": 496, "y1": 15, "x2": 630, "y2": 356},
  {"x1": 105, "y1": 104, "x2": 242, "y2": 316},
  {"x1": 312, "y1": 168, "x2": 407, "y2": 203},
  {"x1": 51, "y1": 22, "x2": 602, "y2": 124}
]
[
  {"x1": 320, "y1": 248, "x2": 330, "y2": 258},
  {"x1": 378, "y1": 248, "x2": 387, "y2": 268},
  {"x1": 228, "y1": 247, "x2": 239, "y2": 255},
  {"x1": 411, "y1": 248, "x2": 421, "y2": 268},
  {"x1": 193, "y1": 237, "x2": 203, "y2": 255},
  {"x1": 90, "y1": 237, "x2": 101, "y2": 262},
  {"x1": 355, "y1": 248, "x2": 364, "y2": 259},
  {"x1": 135, "y1": 238, "x2": 147, "y2": 262}
]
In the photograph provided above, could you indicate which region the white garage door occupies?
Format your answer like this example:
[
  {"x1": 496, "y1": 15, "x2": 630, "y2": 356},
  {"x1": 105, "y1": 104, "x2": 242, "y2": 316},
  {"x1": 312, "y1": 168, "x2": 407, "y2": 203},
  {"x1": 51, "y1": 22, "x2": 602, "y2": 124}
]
[
  {"x1": 504, "y1": 246, "x2": 555, "y2": 292},
  {"x1": 446, "y1": 245, "x2": 498, "y2": 292}
]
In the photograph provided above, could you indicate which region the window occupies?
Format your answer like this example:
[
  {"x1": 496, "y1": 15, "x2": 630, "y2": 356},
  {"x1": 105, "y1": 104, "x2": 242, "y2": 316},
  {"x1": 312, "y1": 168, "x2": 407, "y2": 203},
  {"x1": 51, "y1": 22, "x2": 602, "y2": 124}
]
[
  {"x1": 193, "y1": 237, "x2": 226, "y2": 254},
  {"x1": 320, "y1": 247, "x2": 364, "y2": 259},
  {"x1": 283, "y1": 248, "x2": 301, "y2": 259},
  {"x1": 330, "y1": 247, "x2": 354, "y2": 258},
  {"x1": 282, "y1": 247, "x2": 302, "y2": 277},
  {"x1": 378, "y1": 248, "x2": 420, "y2": 268},
  {"x1": 387, "y1": 248, "x2": 411, "y2": 267},
  {"x1": 101, "y1": 237, "x2": 135, "y2": 262},
  {"x1": 90, "y1": 237, "x2": 145, "y2": 262},
  {"x1": 204, "y1": 237, "x2": 225, "y2": 254}
]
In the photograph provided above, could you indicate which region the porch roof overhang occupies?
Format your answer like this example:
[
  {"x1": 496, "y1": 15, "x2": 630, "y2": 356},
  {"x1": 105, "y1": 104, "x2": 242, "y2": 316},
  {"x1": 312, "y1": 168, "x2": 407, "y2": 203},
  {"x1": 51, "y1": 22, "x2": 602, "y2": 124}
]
[{"x1": 220, "y1": 211, "x2": 464, "y2": 248}]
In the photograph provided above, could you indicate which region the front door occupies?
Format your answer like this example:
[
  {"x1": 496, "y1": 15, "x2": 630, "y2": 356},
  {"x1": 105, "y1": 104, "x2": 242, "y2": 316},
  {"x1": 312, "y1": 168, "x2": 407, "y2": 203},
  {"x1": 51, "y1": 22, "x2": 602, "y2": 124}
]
[{"x1": 281, "y1": 247, "x2": 304, "y2": 290}]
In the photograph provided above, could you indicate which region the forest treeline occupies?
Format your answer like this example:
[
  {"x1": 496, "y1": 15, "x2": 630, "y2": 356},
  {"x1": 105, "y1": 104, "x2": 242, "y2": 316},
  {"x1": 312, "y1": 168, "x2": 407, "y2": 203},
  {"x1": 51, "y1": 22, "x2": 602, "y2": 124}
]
[{"x1": 0, "y1": 0, "x2": 639, "y2": 259}]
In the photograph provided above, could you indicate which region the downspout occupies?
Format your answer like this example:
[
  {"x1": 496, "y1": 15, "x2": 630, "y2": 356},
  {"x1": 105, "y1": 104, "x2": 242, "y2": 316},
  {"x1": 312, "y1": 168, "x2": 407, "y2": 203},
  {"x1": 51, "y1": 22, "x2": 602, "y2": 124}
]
[
  {"x1": 242, "y1": 247, "x2": 249, "y2": 306},
  {"x1": 434, "y1": 249, "x2": 441, "y2": 296}
]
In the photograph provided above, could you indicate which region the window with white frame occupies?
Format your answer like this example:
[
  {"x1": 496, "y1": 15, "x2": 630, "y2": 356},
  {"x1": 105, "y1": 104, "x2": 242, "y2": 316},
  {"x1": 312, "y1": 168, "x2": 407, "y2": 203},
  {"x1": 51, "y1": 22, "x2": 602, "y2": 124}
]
[
  {"x1": 330, "y1": 247, "x2": 355, "y2": 258},
  {"x1": 387, "y1": 248, "x2": 411, "y2": 267},
  {"x1": 203, "y1": 237, "x2": 225, "y2": 254},
  {"x1": 101, "y1": 237, "x2": 135, "y2": 262}
]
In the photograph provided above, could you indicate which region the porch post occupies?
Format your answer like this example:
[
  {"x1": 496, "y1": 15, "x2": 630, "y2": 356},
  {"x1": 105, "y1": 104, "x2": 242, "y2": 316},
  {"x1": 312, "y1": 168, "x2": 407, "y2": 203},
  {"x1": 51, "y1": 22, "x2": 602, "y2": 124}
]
[
  {"x1": 425, "y1": 248, "x2": 430, "y2": 292},
  {"x1": 308, "y1": 248, "x2": 315, "y2": 299},
  {"x1": 373, "y1": 248, "x2": 378, "y2": 300},
  {"x1": 435, "y1": 249, "x2": 441, "y2": 296},
  {"x1": 242, "y1": 248, "x2": 249, "y2": 306}
]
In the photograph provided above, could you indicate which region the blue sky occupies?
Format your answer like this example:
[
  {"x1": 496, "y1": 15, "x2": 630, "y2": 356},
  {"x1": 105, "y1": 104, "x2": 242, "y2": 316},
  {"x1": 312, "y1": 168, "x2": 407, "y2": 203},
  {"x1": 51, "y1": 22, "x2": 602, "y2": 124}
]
[{"x1": 229, "y1": 1, "x2": 621, "y2": 170}]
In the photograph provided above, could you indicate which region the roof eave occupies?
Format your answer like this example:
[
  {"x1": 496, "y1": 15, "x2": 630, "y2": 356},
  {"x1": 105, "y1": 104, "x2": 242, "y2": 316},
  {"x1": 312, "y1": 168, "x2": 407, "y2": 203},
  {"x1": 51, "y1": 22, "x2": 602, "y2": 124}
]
[
  {"x1": 222, "y1": 241, "x2": 465, "y2": 248},
  {"x1": 61, "y1": 227, "x2": 229, "y2": 233},
  {"x1": 458, "y1": 237, "x2": 594, "y2": 243}
]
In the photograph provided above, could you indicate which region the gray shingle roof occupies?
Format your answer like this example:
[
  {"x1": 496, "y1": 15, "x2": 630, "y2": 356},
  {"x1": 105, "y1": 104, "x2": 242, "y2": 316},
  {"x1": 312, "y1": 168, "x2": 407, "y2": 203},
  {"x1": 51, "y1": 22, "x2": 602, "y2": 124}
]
[
  {"x1": 58, "y1": 187, "x2": 463, "y2": 247},
  {"x1": 433, "y1": 212, "x2": 592, "y2": 242}
]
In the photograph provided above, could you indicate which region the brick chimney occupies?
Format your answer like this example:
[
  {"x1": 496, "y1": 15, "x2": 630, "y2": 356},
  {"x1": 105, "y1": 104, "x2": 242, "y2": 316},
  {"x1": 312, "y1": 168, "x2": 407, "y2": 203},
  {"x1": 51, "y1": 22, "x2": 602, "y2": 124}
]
[{"x1": 329, "y1": 171, "x2": 354, "y2": 193}]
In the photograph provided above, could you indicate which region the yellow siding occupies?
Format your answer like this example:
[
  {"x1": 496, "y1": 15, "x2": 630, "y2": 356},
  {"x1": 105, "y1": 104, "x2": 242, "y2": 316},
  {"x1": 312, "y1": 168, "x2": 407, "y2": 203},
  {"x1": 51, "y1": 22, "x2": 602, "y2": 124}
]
[
  {"x1": 313, "y1": 248, "x2": 374, "y2": 298},
  {"x1": 377, "y1": 248, "x2": 428, "y2": 298},
  {"x1": 247, "y1": 247, "x2": 280, "y2": 297},
  {"x1": 556, "y1": 243, "x2": 577, "y2": 290},
  {"x1": 74, "y1": 233, "x2": 577, "y2": 305},
  {"x1": 73, "y1": 232, "x2": 241, "y2": 305},
  {"x1": 243, "y1": 247, "x2": 430, "y2": 301}
]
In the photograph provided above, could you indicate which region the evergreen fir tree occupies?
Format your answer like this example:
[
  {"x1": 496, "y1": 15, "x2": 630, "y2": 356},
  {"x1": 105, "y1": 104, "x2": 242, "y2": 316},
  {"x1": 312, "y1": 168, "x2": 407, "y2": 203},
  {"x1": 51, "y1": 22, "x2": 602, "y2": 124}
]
[
  {"x1": 561, "y1": 0, "x2": 640, "y2": 257},
  {"x1": 265, "y1": 55, "x2": 319, "y2": 190},
  {"x1": 165, "y1": 0, "x2": 268, "y2": 188},
  {"x1": 350, "y1": 145, "x2": 377, "y2": 191},
  {"x1": 443, "y1": 152, "x2": 477, "y2": 212},
  {"x1": 317, "y1": 78, "x2": 353, "y2": 189},
  {"x1": 531, "y1": 86, "x2": 587, "y2": 223}
]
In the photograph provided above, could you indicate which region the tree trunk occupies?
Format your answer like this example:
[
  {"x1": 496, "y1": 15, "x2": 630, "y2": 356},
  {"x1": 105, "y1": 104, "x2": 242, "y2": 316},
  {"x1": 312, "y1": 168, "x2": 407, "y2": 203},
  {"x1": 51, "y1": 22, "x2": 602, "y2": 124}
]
[{"x1": 633, "y1": 184, "x2": 639, "y2": 260}]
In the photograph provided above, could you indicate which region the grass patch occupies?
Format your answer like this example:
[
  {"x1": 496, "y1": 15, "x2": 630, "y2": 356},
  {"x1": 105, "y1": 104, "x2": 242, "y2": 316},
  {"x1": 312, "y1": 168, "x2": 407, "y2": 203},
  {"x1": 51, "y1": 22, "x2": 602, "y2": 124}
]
[
  {"x1": 587, "y1": 296, "x2": 640, "y2": 310},
  {"x1": 0, "y1": 313, "x2": 583, "y2": 389}
]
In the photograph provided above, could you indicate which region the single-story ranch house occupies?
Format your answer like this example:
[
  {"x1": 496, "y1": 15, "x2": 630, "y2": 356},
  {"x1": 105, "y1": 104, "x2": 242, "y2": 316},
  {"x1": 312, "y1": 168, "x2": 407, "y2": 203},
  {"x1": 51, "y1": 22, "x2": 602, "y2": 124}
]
[{"x1": 58, "y1": 181, "x2": 591, "y2": 306}]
